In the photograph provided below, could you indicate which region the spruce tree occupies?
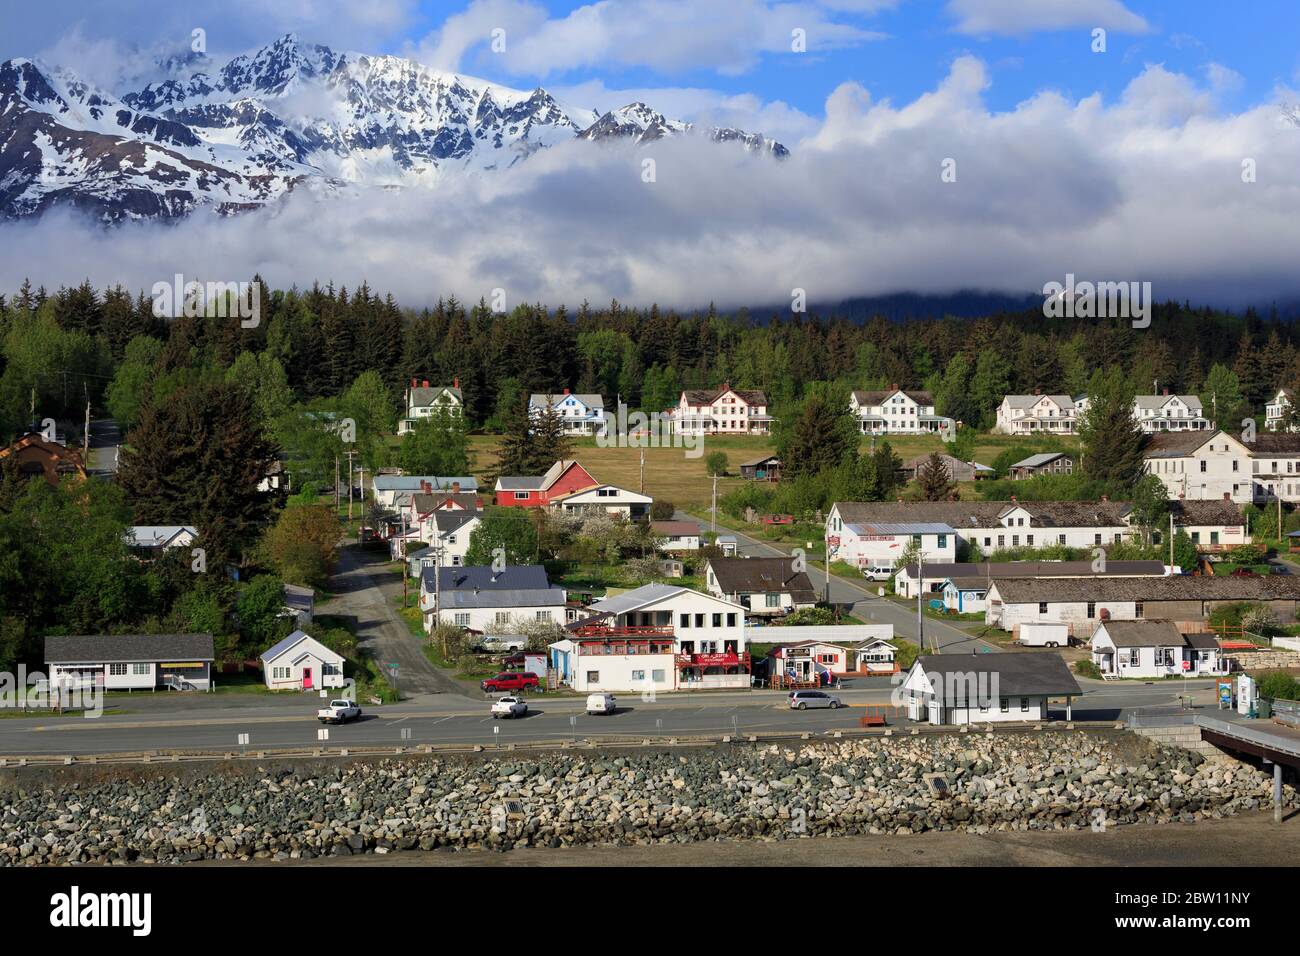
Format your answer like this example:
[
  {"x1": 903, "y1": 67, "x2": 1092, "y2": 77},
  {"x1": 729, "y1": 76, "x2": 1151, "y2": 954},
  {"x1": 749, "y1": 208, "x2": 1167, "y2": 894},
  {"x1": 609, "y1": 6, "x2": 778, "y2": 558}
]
[
  {"x1": 916, "y1": 453, "x2": 955, "y2": 501},
  {"x1": 1078, "y1": 368, "x2": 1145, "y2": 487}
]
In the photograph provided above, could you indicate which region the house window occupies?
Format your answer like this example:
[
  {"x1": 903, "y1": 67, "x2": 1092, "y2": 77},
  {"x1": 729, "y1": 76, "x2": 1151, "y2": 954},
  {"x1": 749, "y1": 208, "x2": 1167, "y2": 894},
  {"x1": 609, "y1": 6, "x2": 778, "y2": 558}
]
[
  {"x1": 132, "y1": 663, "x2": 150, "y2": 675},
  {"x1": 586, "y1": 671, "x2": 599, "y2": 684},
  {"x1": 1000, "y1": 698, "x2": 1009, "y2": 713},
  {"x1": 1012, "y1": 535, "x2": 1019, "y2": 547},
  {"x1": 1086, "y1": 602, "x2": 1096, "y2": 619},
  {"x1": 712, "y1": 613, "x2": 722, "y2": 627},
  {"x1": 514, "y1": 492, "x2": 529, "y2": 500},
  {"x1": 1027, "y1": 535, "x2": 1034, "y2": 546},
  {"x1": 1128, "y1": 649, "x2": 1140, "y2": 667},
  {"x1": 765, "y1": 593, "x2": 780, "y2": 608},
  {"x1": 454, "y1": 612, "x2": 471, "y2": 626},
  {"x1": 679, "y1": 613, "x2": 690, "y2": 628},
  {"x1": 109, "y1": 663, "x2": 127, "y2": 676},
  {"x1": 1021, "y1": 698, "x2": 1029, "y2": 712},
  {"x1": 535, "y1": 611, "x2": 549, "y2": 621},
  {"x1": 1058, "y1": 534, "x2": 1066, "y2": 545},
  {"x1": 938, "y1": 534, "x2": 948, "y2": 548},
  {"x1": 652, "y1": 669, "x2": 665, "y2": 682},
  {"x1": 695, "y1": 614, "x2": 705, "y2": 627},
  {"x1": 726, "y1": 613, "x2": 737, "y2": 627},
  {"x1": 322, "y1": 663, "x2": 340, "y2": 676},
  {"x1": 1094, "y1": 534, "x2": 1102, "y2": 545},
  {"x1": 1038, "y1": 602, "x2": 1048, "y2": 614},
  {"x1": 495, "y1": 612, "x2": 510, "y2": 624},
  {"x1": 631, "y1": 670, "x2": 645, "y2": 682},
  {"x1": 273, "y1": 666, "x2": 291, "y2": 680},
  {"x1": 1135, "y1": 602, "x2": 1144, "y2": 618}
]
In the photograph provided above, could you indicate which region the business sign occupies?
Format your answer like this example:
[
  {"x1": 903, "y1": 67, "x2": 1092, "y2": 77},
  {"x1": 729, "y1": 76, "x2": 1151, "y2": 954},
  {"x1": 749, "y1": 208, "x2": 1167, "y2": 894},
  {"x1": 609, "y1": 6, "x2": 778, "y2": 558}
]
[{"x1": 692, "y1": 653, "x2": 741, "y2": 667}]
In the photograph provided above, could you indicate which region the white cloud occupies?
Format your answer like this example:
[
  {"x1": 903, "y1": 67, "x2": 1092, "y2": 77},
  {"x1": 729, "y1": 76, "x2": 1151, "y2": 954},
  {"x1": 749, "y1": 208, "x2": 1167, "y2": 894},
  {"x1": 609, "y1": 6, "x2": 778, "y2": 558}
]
[
  {"x1": 412, "y1": 0, "x2": 888, "y2": 78},
  {"x1": 947, "y1": 0, "x2": 1151, "y2": 36},
  {"x1": 2, "y1": 57, "x2": 1297, "y2": 312}
]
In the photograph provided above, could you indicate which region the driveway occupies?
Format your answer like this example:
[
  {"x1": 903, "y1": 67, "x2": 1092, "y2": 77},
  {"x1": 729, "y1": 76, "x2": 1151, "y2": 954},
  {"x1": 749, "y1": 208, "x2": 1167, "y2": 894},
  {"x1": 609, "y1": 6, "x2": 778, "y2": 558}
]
[{"x1": 318, "y1": 544, "x2": 472, "y2": 699}]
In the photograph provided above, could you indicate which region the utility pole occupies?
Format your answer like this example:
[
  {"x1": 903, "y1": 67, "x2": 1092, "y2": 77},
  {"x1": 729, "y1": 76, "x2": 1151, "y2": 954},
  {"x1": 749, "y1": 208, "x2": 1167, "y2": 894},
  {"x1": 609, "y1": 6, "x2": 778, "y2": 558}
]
[
  {"x1": 334, "y1": 456, "x2": 340, "y2": 511},
  {"x1": 917, "y1": 550, "x2": 925, "y2": 655},
  {"x1": 1168, "y1": 512, "x2": 1174, "y2": 568},
  {"x1": 639, "y1": 447, "x2": 645, "y2": 494},
  {"x1": 83, "y1": 385, "x2": 91, "y2": 460},
  {"x1": 345, "y1": 448, "x2": 356, "y2": 520}
]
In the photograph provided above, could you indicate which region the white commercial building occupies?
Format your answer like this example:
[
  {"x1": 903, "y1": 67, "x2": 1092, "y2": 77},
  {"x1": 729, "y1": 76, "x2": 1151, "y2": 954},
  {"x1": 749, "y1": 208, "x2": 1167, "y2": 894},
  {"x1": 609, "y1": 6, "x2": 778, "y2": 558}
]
[
  {"x1": 551, "y1": 583, "x2": 749, "y2": 691},
  {"x1": 419, "y1": 565, "x2": 567, "y2": 634},
  {"x1": 900, "y1": 653, "x2": 1080, "y2": 726},
  {"x1": 1143, "y1": 429, "x2": 1300, "y2": 505},
  {"x1": 45, "y1": 633, "x2": 215, "y2": 693}
]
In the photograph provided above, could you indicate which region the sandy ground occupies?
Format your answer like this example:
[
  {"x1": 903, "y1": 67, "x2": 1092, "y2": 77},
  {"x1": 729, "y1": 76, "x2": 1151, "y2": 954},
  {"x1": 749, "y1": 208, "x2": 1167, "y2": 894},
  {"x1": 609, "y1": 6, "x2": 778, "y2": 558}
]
[{"x1": 217, "y1": 810, "x2": 1298, "y2": 867}]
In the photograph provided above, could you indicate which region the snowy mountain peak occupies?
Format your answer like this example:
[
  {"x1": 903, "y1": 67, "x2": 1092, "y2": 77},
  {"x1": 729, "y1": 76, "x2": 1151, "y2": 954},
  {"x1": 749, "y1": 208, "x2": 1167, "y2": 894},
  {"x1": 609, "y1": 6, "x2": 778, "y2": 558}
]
[{"x1": 0, "y1": 37, "x2": 788, "y2": 223}]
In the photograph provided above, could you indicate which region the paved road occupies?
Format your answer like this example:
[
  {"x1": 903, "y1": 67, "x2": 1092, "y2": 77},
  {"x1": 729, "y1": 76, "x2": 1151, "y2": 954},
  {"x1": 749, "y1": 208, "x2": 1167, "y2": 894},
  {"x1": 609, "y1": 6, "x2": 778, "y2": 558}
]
[
  {"x1": 0, "y1": 678, "x2": 1216, "y2": 755},
  {"x1": 84, "y1": 418, "x2": 121, "y2": 475},
  {"x1": 687, "y1": 512, "x2": 997, "y2": 654},
  {"x1": 320, "y1": 544, "x2": 467, "y2": 698}
]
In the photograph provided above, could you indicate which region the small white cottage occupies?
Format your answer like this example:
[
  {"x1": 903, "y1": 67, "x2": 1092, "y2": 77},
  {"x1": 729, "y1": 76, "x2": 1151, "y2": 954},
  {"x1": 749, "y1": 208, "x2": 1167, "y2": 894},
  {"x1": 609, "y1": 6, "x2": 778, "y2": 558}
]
[{"x1": 259, "y1": 630, "x2": 345, "y2": 691}]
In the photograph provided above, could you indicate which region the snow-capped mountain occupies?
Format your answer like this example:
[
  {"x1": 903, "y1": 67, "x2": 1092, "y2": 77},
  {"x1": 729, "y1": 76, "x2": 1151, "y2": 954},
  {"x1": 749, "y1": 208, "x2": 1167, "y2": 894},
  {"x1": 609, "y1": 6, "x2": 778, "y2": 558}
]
[{"x1": 0, "y1": 35, "x2": 788, "y2": 223}]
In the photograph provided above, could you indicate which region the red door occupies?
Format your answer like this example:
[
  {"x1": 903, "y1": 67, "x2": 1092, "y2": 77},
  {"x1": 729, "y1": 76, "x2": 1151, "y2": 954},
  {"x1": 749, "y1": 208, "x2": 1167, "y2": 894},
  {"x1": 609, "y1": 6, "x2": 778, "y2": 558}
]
[{"x1": 303, "y1": 667, "x2": 313, "y2": 689}]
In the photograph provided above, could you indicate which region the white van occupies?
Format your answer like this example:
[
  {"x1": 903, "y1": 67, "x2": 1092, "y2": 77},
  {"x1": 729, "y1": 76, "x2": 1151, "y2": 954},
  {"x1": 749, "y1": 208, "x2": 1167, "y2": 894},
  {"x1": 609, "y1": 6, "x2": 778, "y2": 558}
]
[
  {"x1": 861, "y1": 564, "x2": 894, "y2": 581},
  {"x1": 586, "y1": 693, "x2": 617, "y2": 715}
]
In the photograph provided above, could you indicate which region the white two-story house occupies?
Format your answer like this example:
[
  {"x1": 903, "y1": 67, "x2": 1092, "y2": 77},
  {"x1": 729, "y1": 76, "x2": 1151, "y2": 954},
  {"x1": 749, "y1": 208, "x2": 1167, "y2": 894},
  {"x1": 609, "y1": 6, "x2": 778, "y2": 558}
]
[
  {"x1": 670, "y1": 385, "x2": 773, "y2": 435},
  {"x1": 398, "y1": 379, "x2": 464, "y2": 434},
  {"x1": 1132, "y1": 392, "x2": 1212, "y2": 433},
  {"x1": 529, "y1": 390, "x2": 607, "y2": 437},
  {"x1": 994, "y1": 394, "x2": 1079, "y2": 435},
  {"x1": 1266, "y1": 388, "x2": 1295, "y2": 432},
  {"x1": 849, "y1": 387, "x2": 954, "y2": 435}
]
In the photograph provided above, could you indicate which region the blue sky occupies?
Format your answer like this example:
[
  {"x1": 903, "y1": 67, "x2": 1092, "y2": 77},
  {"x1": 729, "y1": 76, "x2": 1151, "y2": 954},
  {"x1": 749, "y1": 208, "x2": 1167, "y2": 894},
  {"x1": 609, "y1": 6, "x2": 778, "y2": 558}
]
[{"x1": 4, "y1": 0, "x2": 1300, "y2": 309}]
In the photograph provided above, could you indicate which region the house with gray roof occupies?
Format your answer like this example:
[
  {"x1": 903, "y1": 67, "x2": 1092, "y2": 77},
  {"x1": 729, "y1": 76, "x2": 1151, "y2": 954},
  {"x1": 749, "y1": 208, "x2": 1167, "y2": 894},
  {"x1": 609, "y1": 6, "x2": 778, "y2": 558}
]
[
  {"x1": 45, "y1": 633, "x2": 215, "y2": 692},
  {"x1": 1089, "y1": 620, "x2": 1227, "y2": 678},
  {"x1": 704, "y1": 557, "x2": 818, "y2": 617},
  {"x1": 900, "y1": 652, "x2": 1081, "y2": 725},
  {"x1": 1008, "y1": 452, "x2": 1074, "y2": 479},
  {"x1": 125, "y1": 525, "x2": 198, "y2": 555},
  {"x1": 994, "y1": 394, "x2": 1079, "y2": 435},
  {"x1": 259, "y1": 630, "x2": 345, "y2": 691},
  {"x1": 418, "y1": 564, "x2": 567, "y2": 633},
  {"x1": 529, "y1": 390, "x2": 607, "y2": 436},
  {"x1": 849, "y1": 386, "x2": 953, "y2": 435},
  {"x1": 398, "y1": 378, "x2": 464, "y2": 434}
]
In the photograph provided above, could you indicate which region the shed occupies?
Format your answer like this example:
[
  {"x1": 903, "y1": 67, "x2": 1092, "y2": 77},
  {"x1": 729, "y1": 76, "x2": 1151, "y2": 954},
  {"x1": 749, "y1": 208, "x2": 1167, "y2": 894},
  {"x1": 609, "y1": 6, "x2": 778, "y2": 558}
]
[{"x1": 259, "y1": 630, "x2": 345, "y2": 691}]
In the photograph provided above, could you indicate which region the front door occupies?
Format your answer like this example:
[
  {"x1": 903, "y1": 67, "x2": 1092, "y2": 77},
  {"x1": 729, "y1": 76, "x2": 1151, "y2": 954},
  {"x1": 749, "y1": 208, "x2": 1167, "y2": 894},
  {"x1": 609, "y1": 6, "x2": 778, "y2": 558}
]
[{"x1": 303, "y1": 667, "x2": 313, "y2": 689}]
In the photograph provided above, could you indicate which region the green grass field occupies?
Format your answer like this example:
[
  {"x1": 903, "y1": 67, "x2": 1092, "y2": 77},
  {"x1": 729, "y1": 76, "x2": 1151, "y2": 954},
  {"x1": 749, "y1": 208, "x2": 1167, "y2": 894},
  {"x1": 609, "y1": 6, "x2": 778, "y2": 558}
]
[{"x1": 464, "y1": 431, "x2": 1077, "y2": 510}]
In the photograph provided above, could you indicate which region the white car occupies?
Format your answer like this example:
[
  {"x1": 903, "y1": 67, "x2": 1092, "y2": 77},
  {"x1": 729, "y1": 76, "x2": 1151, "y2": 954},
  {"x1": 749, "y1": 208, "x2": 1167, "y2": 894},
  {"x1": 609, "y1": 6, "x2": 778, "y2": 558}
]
[
  {"x1": 317, "y1": 699, "x2": 362, "y2": 723},
  {"x1": 491, "y1": 696, "x2": 529, "y2": 719},
  {"x1": 586, "y1": 693, "x2": 617, "y2": 715},
  {"x1": 788, "y1": 690, "x2": 842, "y2": 710}
]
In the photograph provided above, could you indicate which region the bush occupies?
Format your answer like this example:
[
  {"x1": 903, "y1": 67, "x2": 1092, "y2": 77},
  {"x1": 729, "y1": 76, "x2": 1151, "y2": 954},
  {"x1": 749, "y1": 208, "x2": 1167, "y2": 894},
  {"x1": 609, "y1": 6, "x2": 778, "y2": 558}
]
[
  {"x1": 1074, "y1": 659, "x2": 1102, "y2": 680},
  {"x1": 1256, "y1": 670, "x2": 1300, "y2": 702},
  {"x1": 650, "y1": 500, "x2": 676, "y2": 521}
]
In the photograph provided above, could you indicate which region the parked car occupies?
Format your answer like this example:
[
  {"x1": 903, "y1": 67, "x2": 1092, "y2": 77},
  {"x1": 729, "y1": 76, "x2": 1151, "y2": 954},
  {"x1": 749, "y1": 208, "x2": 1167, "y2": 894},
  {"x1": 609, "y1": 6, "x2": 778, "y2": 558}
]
[
  {"x1": 317, "y1": 699, "x2": 362, "y2": 723},
  {"x1": 481, "y1": 672, "x2": 539, "y2": 693},
  {"x1": 762, "y1": 514, "x2": 794, "y2": 525},
  {"x1": 491, "y1": 696, "x2": 529, "y2": 719},
  {"x1": 788, "y1": 689, "x2": 841, "y2": 710},
  {"x1": 1229, "y1": 567, "x2": 1259, "y2": 577},
  {"x1": 586, "y1": 693, "x2": 617, "y2": 715},
  {"x1": 861, "y1": 563, "x2": 893, "y2": 581}
]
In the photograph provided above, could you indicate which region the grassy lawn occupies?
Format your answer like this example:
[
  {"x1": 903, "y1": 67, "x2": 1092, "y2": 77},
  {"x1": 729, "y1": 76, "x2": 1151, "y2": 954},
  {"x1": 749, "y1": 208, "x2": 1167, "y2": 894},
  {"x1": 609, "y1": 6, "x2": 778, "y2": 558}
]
[{"x1": 213, "y1": 672, "x2": 275, "y2": 695}]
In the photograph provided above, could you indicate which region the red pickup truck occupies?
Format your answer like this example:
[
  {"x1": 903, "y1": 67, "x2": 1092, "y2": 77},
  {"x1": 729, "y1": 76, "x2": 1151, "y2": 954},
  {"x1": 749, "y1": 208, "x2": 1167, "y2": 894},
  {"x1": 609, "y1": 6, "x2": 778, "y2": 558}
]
[
  {"x1": 481, "y1": 671, "x2": 540, "y2": 693},
  {"x1": 762, "y1": 514, "x2": 794, "y2": 526}
]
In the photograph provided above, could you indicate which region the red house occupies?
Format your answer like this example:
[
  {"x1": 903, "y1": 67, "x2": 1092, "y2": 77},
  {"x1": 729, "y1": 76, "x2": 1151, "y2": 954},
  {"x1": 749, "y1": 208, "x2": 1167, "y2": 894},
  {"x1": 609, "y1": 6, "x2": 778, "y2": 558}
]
[{"x1": 494, "y1": 460, "x2": 599, "y2": 508}]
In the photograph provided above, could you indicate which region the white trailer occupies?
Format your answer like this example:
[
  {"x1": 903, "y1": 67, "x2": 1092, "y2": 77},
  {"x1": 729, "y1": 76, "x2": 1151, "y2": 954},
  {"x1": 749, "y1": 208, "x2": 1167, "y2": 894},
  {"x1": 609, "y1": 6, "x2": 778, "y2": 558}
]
[{"x1": 1017, "y1": 623, "x2": 1069, "y2": 648}]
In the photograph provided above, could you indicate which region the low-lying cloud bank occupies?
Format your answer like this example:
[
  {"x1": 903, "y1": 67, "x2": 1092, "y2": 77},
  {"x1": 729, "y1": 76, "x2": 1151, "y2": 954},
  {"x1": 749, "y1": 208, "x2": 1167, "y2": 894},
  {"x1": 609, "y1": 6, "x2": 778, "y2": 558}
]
[{"x1": 4, "y1": 58, "x2": 1298, "y2": 312}]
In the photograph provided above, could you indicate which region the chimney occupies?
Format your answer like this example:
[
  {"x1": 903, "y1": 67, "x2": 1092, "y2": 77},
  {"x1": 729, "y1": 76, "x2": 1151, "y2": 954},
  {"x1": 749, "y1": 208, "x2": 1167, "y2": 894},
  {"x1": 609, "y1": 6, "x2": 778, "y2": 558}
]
[
  {"x1": 1223, "y1": 492, "x2": 1230, "y2": 501},
  {"x1": 1162, "y1": 387, "x2": 1169, "y2": 396},
  {"x1": 453, "y1": 376, "x2": 459, "y2": 389},
  {"x1": 563, "y1": 387, "x2": 570, "y2": 395},
  {"x1": 411, "y1": 377, "x2": 417, "y2": 388},
  {"x1": 1101, "y1": 494, "x2": 1109, "y2": 502},
  {"x1": 422, "y1": 379, "x2": 430, "y2": 388},
  {"x1": 1010, "y1": 495, "x2": 1017, "y2": 503},
  {"x1": 452, "y1": 481, "x2": 461, "y2": 494}
]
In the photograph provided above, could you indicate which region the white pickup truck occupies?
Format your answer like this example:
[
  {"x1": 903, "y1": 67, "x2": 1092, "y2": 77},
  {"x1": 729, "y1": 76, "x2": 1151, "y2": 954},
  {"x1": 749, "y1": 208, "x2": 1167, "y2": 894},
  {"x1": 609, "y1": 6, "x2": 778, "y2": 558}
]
[
  {"x1": 491, "y1": 696, "x2": 529, "y2": 719},
  {"x1": 317, "y1": 699, "x2": 362, "y2": 724}
]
